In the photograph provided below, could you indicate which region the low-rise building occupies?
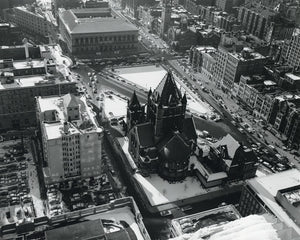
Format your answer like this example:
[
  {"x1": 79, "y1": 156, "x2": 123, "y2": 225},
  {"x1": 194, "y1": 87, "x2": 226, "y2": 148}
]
[
  {"x1": 236, "y1": 74, "x2": 280, "y2": 121},
  {"x1": 189, "y1": 46, "x2": 217, "y2": 80},
  {"x1": 36, "y1": 93, "x2": 104, "y2": 185},
  {"x1": 0, "y1": 197, "x2": 151, "y2": 240},
  {"x1": 268, "y1": 93, "x2": 300, "y2": 148},
  {"x1": 0, "y1": 44, "x2": 76, "y2": 130},
  {"x1": 58, "y1": 7, "x2": 139, "y2": 56}
]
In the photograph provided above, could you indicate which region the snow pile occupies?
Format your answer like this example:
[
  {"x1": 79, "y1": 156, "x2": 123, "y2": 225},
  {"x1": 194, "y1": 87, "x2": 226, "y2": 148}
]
[{"x1": 170, "y1": 215, "x2": 280, "y2": 240}]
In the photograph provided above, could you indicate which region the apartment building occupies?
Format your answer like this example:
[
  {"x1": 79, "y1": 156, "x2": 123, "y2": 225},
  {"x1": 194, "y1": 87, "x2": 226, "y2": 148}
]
[
  {"x1": 4, "y1": 5, "x2": 56, "y2": 39},
  {"x1": 281, "y1": 31, "x2": 300, "y2": 69},
  {"x1": 236, "y1": 74, "x2": 279, "y2": 121},
  {"x1": 189, "y1": 46, "x2": 217, "y2": 80},
  {"x1": 268, "y1": 94, "x2": 300, "y2": 148},
  {"x1": 37, "y1": 94, "x2": 104, "y2": 185}
]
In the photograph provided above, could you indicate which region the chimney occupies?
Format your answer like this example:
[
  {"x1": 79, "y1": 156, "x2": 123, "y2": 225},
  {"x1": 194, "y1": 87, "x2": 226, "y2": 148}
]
[
  {"x1": 63, "y1": 122, "x2": 69, "y2": 134},
  {"x1": 23, "y1": 38, "x2": 29, "y2": 59}
]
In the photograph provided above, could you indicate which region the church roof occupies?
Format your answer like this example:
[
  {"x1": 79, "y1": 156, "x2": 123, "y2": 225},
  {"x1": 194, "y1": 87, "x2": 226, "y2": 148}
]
[
  {"x1": 153, "y1": 71, "x2": 182, "y2": 106},
  {"x1": 159, "y1": 133, "x2": 191, "y2": 163},
  {"x1": 212, "y1": 134, "x2": 240, "y2": 158},
  {"x1": 128, "y1": 91, "x2": 141, "y2": 110},
  {"x1": 182, "y1": 117, "x2": 197, "y2": 141},
  {"x1": 135, "y1": 122, "x2": 154, "y2": 148}
]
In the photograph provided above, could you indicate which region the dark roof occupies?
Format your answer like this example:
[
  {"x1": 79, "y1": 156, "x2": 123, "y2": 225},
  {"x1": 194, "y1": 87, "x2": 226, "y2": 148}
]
[
  {"x1": 159, "y1": 133, "x2": 191, "y2": 163},
  {"x1": 152, "y1": 71, "x2": 182, "y2": 106},
  {"x1": 45, "y1": 219, "x2": 105, "y2": 240},
  {"x1": 128, "y1": 91, "x2": 141, "y2": 110},
  {"x1": 106, "y1": 228, "x2": 131, "y2": 240},
  {"x1": 232, "y1": 146, "x2": 258, "y2": 165},
  {"x1": 182, "y1": 117, "x2": 197, "y2": 141},
  {"x1": 135, "y1": 122, "x2": 154, "y2": 148}
]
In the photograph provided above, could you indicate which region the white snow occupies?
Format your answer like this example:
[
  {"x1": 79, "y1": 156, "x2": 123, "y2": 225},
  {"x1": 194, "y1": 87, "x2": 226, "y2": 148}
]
[
  {"x1": 170, "y1": 215, "x2": 280, "y2": 240},
  {"x1": 133, "y1": 173, "x2": 213, "y2": 206},
  {"x1": 116, "y1": 65, "x2": 167, "y2": 90},
  {"x1": 248, "y1": 169, "x2": 300, "y2": 235},
  {"x1": 85, "y1": 206, "x2": 145, "y2": 240},
  {"x1": 118, "y1": 137, "x2": 219, "y2": 207},
  {"x1": 114, "y1": 65, "x2": 214, "y2": 116},
  {"x1": 103, "y1": 94, "x2": 127, "y2": 119}
]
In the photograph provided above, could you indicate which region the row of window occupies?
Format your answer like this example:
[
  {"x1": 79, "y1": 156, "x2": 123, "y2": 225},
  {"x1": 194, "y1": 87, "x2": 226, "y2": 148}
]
[
  {"x1": 74, "y1": 34, "x2": 135, "y2": 44},
  {"x1": 75, "y1": 44, "x2": 136, "y2": 52}
]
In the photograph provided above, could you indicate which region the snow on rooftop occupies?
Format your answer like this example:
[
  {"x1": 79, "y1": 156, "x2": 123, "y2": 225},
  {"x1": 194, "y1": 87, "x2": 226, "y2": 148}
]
[
  {"x1": 38, "y1": 95, "x2": 101, "y2": 140},
  {"x1": 134, "y1": 173, "x2": 214, "y2": 206},
  {"x1": 114, "y1": 65, "x2": 213, "y2": 116},
  {"x1": 286, "y1": 73, "x2": 300, "y2": 81},
  {"x1": 13, "y1": 59, "x2": 45, "y2": 69},
  {"x1": 103, "y1": 93, "x2": 127, "y2": 119},
  {"x1": 212, "y1": 134, "x2": 240, "y2": 158},
  {"x1": 170, "y1": 215, "x2": 281, "y2": 240},
  {"x1": 84, "y1": 206, "x2": 145, "y2": 240},
  {"x1": 248, "y1": 169, "x2": 300, "y2": 235},
  {"x1": 119, "y1": 137, "x2": 223, "y2": 207},
  {"x1": 115, "y1": 65, "x2": 167, "y2": 90}
]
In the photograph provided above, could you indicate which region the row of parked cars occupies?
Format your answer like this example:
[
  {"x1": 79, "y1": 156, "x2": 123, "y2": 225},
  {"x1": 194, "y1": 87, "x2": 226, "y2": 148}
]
[
  {"x1": 47, "y1": 186, "x2": 63, "y2": 216},
  {"x1": 0, "y1": 141, "x2": 32, "y2": 209}
]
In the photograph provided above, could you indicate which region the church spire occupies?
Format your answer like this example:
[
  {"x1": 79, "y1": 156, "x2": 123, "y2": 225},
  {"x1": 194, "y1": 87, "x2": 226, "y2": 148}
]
[
  {"x1": 153, "y1": 71, "x2": 182, "y2": 106},
  {"x1": 128, "y1": 90, "x2": 140, "y2": 110},
  {"x1": 182, "y1": 93, "x2": 187, "y2": 105}
]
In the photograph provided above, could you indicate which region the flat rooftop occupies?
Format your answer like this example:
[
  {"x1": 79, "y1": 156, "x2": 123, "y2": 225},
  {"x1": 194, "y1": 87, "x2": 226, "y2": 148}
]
[
  {"x1": 247, "y1": 169, "x2": 300, "y2": 235},
  {"x1": 60, "y1": 8, "x2": 138, "y2": 34},
  {"x1": 171, "y1": 205, "x2": 240, "y2": 236},
  {"x1": 286, "y1": 73, "x2": 300, "y2": 81},
  {"x1": 38, "y1": 94, "x2": 102, "y2": 140},
  {"x1": 0, "y1": 75, "x2": 71, "y2": 90},
  {"x1": 13, "y1": 59, "x2": 45, "y2": 69}
]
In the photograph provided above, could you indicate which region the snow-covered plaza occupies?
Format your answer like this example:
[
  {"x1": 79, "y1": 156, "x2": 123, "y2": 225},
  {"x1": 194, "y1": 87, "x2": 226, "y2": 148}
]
[{"x1": 114, "y1": 65, "x2": 214, "y2": 117}]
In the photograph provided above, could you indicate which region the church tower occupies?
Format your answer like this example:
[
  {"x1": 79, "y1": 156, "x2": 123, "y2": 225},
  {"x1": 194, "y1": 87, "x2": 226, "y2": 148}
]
[
  {"x1": 127, "y1": 91, "x2": 144, "y2": 131},
  {"x1": 147, "y1": 71, "x2": 187, "y2": 142},
  {"x1": 160, "y1": 0, "x2": 172, "y2": 37}
]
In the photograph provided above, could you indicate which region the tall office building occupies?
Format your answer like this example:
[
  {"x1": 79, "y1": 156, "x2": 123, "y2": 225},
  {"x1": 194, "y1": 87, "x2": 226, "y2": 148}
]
[{"x1": 160, "y1": 0, "x2": 172, "y2": 37}]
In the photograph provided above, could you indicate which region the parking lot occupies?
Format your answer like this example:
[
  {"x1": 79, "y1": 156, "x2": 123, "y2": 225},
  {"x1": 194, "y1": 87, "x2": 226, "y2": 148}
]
[
  {"x1": 45, "y1": 150, "x2": 119, "y2": 217},
  {"x1": 0, "y1": 138, "x2": 44, "y2": 226}
]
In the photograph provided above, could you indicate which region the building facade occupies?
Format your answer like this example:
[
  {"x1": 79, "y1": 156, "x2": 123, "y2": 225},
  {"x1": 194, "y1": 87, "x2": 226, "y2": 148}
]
[
  {"x1": 37, "y1": 94, "x2": 103, "y2": 185},
  {"x1": 160, "y1": 0, "x2": 172, "y2": 37},
  {"x1": 4, "y1": 6, "x2": 55, "y2": 39},
  {"x1": 281, "y1": 32, "x2": 300, "y2": 69},
  {"x1": 58, "y1": 7, "x2": 139, "y2": 56},
  {"x1": 189, "y1": 46, "x2": 217, "y2": 77},
  {"x1": 236, "y1": 74, "x2": 278, "y2": 121},
  {"x1": 0, "y1": 45, "x2": 76, "y2": 130},
  {"x1": 268, "y1": 94, "x2": 300, "y2": 148}
]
